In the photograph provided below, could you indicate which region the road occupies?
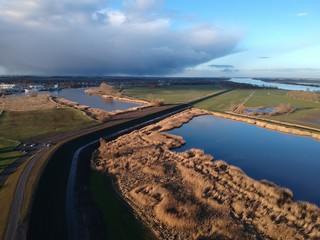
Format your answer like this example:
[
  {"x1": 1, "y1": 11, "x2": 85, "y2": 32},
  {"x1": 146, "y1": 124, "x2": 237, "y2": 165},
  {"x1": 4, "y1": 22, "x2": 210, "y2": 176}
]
[
  {"x1": 4, "y1": 147, "x2": 47, "y2": 240},
  {"x1": 65, "y1": 104, "x2": 194, "y2": 240},
  {"x1": 4, "y1": 104, "x2": 190, "y2": 240}
]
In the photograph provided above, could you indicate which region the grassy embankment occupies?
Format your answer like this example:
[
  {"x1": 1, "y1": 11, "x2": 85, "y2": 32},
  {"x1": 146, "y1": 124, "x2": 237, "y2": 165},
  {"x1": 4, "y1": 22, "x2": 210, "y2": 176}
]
[
  {"x1": 0, "y1": 138, "x2": 23, "y2": 173},
  {"x1": 0, "y1": 107, "x2": 97, "y2": 240},
  {"x1": 91, "y1": 171, "x2": 156, "y2": 240},
  {"x1": 0, "y1": 108, "x2": 96, "y2": 172},
  {"x1": 123, "y1": 85, "x2": 223, "y2": 104},
  {"x1": 194, "y1": 89, "x2": 320, "y2": 129},
  {"x1": 0, "y1": 108, "x2": 96, "y2": 141}
]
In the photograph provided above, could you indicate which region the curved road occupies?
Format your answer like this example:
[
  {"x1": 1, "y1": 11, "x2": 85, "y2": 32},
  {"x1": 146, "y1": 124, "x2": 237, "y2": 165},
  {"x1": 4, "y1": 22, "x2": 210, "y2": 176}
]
[
  {"x1": 66, "y1": 105, "x2": 193, "y2": 240},
  {"x1": 4, "y1": 104, "x2": 190, "y2": 240},
  {"x1": 4, "y1": 148, "x2": 47, "y2": 240}
]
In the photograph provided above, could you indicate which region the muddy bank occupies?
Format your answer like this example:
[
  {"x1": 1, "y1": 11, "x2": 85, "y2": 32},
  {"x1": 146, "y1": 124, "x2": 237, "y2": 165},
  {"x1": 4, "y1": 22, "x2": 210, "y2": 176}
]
[
  {"x1": 101, "y1": 95, "x2": 149, "y2": 105},
  {"x1": 85, "y1": 88, "x2": 149, "y2": 105},
  {"x1": 92, "y1": 108, "x2": 320, "y2": 239},
  {"x1": 211, "y1": 111, "x2": 320, "y2": 141}
]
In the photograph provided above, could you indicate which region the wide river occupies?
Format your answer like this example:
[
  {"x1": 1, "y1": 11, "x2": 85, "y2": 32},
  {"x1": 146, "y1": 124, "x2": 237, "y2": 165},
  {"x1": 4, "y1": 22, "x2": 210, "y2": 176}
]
[
  {"x1": 169, "y1": 115, "x2": 320, "y2": 206},
  {"x1": 230, "y1": 77, "x2": 320, "y2": 92}
]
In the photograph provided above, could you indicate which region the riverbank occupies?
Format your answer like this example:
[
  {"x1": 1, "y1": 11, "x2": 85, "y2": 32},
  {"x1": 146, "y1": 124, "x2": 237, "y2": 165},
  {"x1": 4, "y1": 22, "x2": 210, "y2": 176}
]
[
  {"x1": 92, "y1": 108, "x2": 320, "y2": 239},
  {"x1": 213, "y1": 111, "x2": 320, "y2": 141},
  {"x1": 85, "y1": 88, "x2": 150, "y2": 105},
  {"x1": 51, "y1": 95, "x2": 149, "y2": 122}
]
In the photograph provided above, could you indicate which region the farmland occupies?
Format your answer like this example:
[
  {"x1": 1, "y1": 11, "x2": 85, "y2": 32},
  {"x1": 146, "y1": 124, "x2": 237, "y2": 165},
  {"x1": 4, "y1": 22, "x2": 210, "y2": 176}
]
[
  {"x1": 194, "y1": 89, "x2": 320, "y2": 128},
  {"x1": 0, "y1": 138, "x2": 23, "y2": 173},
  {"x1": 0, "y1": 108, "x2": 97, "y2": 142},
  {"x1": 123, "y1": 85, "x2": 223, "y2": 104}
]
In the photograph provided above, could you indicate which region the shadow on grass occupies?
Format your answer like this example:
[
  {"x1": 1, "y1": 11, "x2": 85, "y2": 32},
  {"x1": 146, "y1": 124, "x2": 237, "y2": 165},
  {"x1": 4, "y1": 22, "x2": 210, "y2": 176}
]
[
  {"x1": 0, "y1": 148, "x2": 16, "y2": 153},
  {"x1": 90, "y1": 171, "x2": 156, "y2": 240},
  {"x1": 0, "y1": 155, "x2": 23, "y2": 161}
]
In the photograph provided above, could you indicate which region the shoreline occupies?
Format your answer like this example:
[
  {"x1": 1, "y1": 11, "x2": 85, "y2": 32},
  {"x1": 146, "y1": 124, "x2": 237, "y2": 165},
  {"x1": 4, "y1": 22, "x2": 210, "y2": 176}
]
[
  {"x1": 84, "y1": 88, "x2": 150, "y2": 105},
  {"x1": 93, "y1": 108, "x2": 320, "y2": 239},
  {"x1": 50, "y1": 95, "x2": 150, "y2": 122},
  {"x1": 211, "y1": 111, "x2": 320, "y2": 141}
]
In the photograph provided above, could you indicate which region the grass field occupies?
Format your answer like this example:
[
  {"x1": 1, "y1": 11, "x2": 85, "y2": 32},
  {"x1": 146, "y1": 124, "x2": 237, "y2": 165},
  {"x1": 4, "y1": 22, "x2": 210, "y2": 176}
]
[
  {"x1": 0, "y1": 154, "x2": 32, "y2": 240},
  {"x1": 0, "y1": 108, "x2": 97, "y2": 142},
  {"x1": 245, "y1": 90, "x2": 320, "y2": 128},
  {"x1": 123, "y1": 85, "x2": 223, "y2": 104},
  {"x1": 90, "y1": 171, "x2": 156, "y2": 240},
  {"x1": 194, "y1": 89, "x2": 255, "y2": 111},
  {"x1": 194, "y1": 89, "x2": 320, "y2": 128},
  {"x1": 245, "y1": 90, "x2": 320, "y2": 109},
  {"x1": 0, "y1": 138, "x2": 25, "y2": 173},
  {"x1": 0, "y1": 107, "x2": 98, "y2": 239}
]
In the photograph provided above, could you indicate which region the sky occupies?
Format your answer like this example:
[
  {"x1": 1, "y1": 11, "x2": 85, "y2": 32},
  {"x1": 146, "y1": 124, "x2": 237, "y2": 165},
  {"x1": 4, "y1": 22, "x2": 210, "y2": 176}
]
[{"x1": 0, "y1": 0, "x2": 319, "y2": 78}]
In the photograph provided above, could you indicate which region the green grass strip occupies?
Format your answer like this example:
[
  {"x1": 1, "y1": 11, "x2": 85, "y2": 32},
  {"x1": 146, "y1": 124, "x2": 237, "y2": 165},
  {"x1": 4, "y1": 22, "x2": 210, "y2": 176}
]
[{"x1": 90, "y1": 171, "x2": 156, "y2": 240}]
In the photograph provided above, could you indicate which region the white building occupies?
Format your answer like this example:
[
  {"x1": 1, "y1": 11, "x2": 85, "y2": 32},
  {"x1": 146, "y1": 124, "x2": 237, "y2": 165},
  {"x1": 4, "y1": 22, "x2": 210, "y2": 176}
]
[
  {"x1": 0, "y1": 83, "x2": 23, "y2": 92},
  {"x1": 0, "y1": 83, "x2": 16, "y2": 89},
  {"x1": 29, "y1": 85, "x2": 45, "y2": 90}
]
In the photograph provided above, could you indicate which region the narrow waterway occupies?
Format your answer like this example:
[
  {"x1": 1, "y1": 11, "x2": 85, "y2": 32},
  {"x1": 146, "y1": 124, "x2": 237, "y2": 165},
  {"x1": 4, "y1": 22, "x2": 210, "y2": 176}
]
[
  {"x1": 8, "y1": 87, "x2": 141, "y2": 111},
  {"x1": 169, "y1": 115, "x2": 320, "y2": 206}
]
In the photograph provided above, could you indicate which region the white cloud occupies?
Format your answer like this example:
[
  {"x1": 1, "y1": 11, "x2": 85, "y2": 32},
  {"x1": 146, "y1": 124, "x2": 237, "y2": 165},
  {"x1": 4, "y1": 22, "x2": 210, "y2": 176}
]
[
  {"x1": 0, "y1": 0, "x2": 242, "y2": 75},
  {"x1": 296, "y1": 12, "x2": 309, "y2": 17}
]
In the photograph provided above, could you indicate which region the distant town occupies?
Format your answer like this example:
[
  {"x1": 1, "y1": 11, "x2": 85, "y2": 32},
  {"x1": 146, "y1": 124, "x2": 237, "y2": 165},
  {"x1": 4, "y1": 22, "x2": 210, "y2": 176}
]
[{"x1": 1, "y1": 75, "x2": 320, "y2": 96}]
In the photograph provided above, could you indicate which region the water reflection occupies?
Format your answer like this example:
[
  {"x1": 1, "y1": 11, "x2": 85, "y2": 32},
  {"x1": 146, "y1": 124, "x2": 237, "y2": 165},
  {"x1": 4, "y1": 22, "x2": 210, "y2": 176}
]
[
  {"x1": 169, "y1": 115, "x2": 320, "y2": 206},
  {"x1": 8, "y1": 87, "x2": 141, "y2": 112},
  {"x1": 230, "y1": 78, "x2": 320, "y2": 92}
]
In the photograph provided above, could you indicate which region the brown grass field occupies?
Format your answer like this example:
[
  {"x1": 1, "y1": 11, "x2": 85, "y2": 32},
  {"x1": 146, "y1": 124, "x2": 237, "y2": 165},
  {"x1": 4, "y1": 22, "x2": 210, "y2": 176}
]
[{"x1": 92, "y1": 109, "x2": 320, "y2": 240}]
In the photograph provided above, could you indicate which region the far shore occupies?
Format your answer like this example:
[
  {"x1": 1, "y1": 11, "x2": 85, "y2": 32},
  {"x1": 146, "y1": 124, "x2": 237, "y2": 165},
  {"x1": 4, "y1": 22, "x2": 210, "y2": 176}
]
[
  {"x1": 212, "y1": 111, "x2": 320, "y2": 141},
  {"x1": 84, "y1": 87, "x2": 150, "y2": 105}
]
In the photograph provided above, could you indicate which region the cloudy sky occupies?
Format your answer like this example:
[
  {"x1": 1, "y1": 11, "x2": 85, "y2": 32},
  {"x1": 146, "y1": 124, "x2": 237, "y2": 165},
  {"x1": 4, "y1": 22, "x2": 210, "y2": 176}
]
[{"x1": 0, "y1": 0, "x2": 319, "y2": 78}]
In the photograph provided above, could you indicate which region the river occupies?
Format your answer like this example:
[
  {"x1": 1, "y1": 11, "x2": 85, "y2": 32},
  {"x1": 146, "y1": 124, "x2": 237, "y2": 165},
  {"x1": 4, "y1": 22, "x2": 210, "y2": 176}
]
[
  {"x1": 169, "y1": 115, "x2": 320, "y2": 206},
  {"x1": 230, "y1": 77, "x2": 320, "y2": 92}
]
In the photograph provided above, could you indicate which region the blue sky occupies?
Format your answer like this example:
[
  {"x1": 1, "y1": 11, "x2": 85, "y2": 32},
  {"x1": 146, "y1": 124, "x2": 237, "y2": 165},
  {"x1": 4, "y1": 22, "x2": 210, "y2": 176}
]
[{"x1": 0, "y1": 0, "x2": 319, "y2": 78}]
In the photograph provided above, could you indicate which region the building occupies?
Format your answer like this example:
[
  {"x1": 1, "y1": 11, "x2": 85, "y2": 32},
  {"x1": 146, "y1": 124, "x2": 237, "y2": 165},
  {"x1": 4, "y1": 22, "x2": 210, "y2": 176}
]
[{"x1": 0, "y1": 83, "x2": 23, "y2": 93}]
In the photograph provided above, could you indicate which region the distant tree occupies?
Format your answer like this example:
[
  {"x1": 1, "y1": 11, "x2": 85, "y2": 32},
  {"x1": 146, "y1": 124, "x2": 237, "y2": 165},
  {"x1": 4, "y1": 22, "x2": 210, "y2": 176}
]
[
  {"x1": 29, "y1": 89, "x2": 38, "y2": 97},
  {"x1": 275, "y1": 103, "x2": 294, "y2": 114},
  {"x1": 147, "y1": 94, "x2": 164, "y2": 106},
  {"x1": 100, "y1": 82, "x2": 113, "y2": 95},
  {"x1": 97, "y1": 111, "x2": 110, "y2": 122},
  {"x1": 234, "y1": 104, "x2": 246, "y2": 114},
  {"x1": 287, "y1": 90, "x2": 319, "y2": 102}
]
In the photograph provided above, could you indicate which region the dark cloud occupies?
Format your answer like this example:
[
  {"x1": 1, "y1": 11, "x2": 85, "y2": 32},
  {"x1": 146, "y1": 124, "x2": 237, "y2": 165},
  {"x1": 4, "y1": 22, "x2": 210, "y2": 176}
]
[
  {"x1": 209, "y1": 64, "x2": 235, "y2": 68},
  {"x1": 221, "y1": 68, "x2": 239, "y2": 73},
  {"x1": 207, "y1": 64, "x2": 239, "y2": 73},
  {"x1": 0, "y1": 0, "x2": 242, "y2": 75}
]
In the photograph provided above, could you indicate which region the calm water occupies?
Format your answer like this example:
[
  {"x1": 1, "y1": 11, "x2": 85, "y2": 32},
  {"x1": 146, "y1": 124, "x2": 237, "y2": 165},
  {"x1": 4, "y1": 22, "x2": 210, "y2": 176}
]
[
  {"x1": 244, "y1": 108, "x2": 275, "y2": 114},
  {"x1": 9, "y1": 88, "x2": 141, "y2": 111},
  {"x1": 230, "y1": 77, "x2": 320, "y2": 92},
  {"x1": 169, "y1": 115, "x2": 320, "y2": 206}
]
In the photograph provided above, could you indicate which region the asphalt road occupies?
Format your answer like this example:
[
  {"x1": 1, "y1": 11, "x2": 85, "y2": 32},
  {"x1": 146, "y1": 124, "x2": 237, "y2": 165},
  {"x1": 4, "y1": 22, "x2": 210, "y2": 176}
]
[
  {"x1": 66, "y1": 105, "x2": 192, "y2": 240},
  {"x1": 3, "y1": 104, "x2": 190, "y2": 240},
  {"x1": 4, "y1": 147, "x2": 47, "y2": 240}
]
